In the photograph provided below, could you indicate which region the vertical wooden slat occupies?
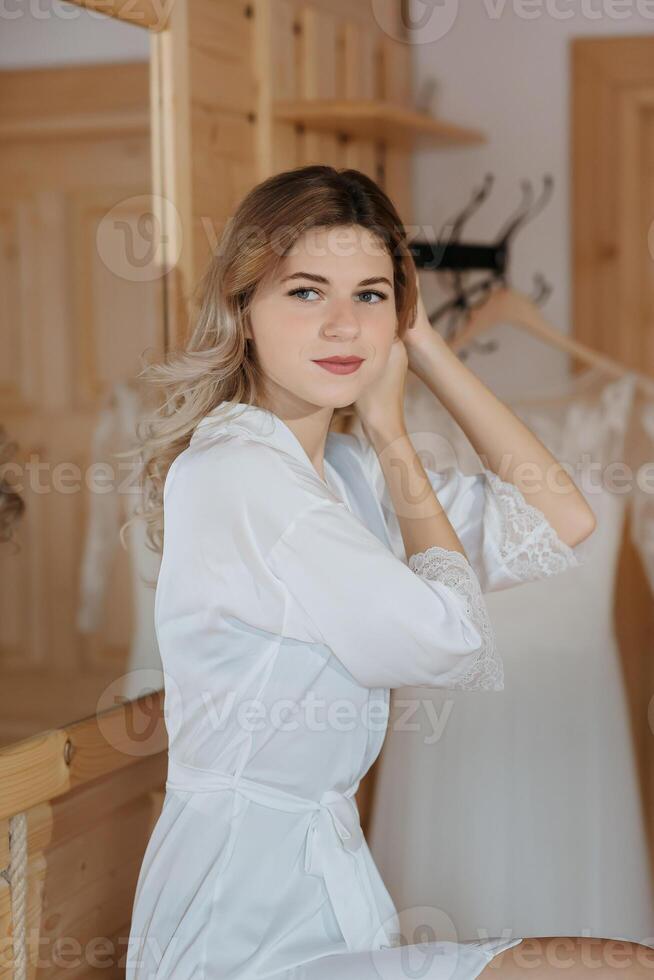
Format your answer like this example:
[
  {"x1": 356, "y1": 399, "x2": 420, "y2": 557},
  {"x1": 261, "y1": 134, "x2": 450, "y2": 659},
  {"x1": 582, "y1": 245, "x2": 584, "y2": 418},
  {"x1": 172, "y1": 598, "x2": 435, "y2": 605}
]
[
  {"x1": 296, "y1": 4, "x2": 340, "y2": 166},
  {"x1": 377, "y1": 27, "x2": 413, "y2": 221},
  {"x1": 340, "y1": 21, "x2": 378, "y2": 177},
  {"x1": 151, "y1": 14, "x2": 193, "y2": 346},
  {"x1": 268, "y1": 0, "x2": 298, "y2": 173}
]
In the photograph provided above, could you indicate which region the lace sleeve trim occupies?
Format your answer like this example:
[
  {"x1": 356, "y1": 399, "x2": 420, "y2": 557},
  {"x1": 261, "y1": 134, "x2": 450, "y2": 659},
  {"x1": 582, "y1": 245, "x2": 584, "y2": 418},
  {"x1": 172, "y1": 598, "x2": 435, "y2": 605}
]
[
  {"x1": 408, "y1": 545, "x2": 503, "y2": 691},
  {"x1": 484, "y1": 469, "x2": 581, "y2": 581}
]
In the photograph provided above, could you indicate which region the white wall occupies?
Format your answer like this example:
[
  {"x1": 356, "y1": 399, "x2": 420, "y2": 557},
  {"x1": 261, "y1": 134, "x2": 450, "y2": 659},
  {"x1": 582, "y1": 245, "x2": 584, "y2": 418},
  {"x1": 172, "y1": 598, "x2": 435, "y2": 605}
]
[
  {"x1": 406, "y1": 1, "x2": 654, "y2": 396},
  {"x1": 0, "y1": 0, "x2": 149, "y2": 68}
]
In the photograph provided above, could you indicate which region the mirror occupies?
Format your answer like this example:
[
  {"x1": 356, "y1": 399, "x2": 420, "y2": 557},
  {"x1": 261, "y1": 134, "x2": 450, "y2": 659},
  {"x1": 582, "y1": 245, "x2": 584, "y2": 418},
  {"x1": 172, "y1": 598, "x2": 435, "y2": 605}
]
[{"x1": 0, "y1": 0, "x2": 165, "y2": 747}]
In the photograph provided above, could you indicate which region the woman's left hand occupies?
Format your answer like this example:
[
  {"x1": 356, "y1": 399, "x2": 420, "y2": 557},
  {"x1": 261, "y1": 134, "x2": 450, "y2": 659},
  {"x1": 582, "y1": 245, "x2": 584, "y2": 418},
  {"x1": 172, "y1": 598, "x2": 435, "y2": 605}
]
[
  {"x1": 353, "y1": 335, "x2": 409, "y2": 438},
  {"x1": 402, "y1": 274, "x2": 448, "y2": 373}
]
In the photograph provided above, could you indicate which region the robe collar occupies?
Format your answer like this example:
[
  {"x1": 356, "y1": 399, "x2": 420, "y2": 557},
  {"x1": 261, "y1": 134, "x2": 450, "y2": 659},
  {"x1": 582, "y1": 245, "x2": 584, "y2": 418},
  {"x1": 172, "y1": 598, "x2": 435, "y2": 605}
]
[{"x1": 190, "y1": 401, "x2": 334, "y2": 485}]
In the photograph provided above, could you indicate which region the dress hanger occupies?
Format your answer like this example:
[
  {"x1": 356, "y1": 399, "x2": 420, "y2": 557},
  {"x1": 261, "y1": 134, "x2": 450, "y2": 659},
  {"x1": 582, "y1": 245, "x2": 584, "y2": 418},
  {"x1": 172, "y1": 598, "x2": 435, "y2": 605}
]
[{"x1": 445, "y1": 283, "x2": 654, "y2": 400}]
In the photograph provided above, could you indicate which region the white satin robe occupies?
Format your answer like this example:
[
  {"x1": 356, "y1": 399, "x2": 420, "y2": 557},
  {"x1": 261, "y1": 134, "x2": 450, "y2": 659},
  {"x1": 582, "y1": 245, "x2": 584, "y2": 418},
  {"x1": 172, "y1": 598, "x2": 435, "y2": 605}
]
[{"x1": 125, "y1": 401, "x2": 582, "y2": 980}]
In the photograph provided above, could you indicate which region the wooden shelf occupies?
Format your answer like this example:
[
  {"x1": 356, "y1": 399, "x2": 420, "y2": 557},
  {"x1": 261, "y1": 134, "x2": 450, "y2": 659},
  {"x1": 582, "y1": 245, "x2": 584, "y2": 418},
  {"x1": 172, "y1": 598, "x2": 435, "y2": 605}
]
[{"x1": 273, "y1": 99, "x2": 486, "y2": 149}]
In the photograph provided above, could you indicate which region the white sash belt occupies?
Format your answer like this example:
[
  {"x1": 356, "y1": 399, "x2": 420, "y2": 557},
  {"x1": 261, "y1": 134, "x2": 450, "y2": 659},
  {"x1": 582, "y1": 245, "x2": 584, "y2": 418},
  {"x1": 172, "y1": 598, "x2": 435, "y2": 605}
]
[{"x1": 165, "y1": 757, "x2": 395, "y2": 953}]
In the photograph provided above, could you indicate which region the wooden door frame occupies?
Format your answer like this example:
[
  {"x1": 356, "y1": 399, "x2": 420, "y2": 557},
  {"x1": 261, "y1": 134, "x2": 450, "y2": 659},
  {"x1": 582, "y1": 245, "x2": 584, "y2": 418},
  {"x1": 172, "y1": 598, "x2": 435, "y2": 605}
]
[{"x1": 572, "y1": 33, "x2": 654, "y2": 879}]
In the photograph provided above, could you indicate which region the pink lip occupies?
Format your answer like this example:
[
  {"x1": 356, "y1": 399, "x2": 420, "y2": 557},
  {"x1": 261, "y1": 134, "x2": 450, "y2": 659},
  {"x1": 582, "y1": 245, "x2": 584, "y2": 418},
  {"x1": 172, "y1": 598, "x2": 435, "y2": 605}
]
[{"x1": 312, "y1": 358, "x2": 364, "y2": 375}]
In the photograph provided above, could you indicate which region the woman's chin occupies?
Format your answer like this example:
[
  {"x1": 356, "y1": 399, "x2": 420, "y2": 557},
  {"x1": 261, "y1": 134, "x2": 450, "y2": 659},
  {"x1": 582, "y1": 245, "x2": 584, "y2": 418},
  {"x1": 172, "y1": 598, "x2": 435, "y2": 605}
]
[
  {"x1": 318, "y1": 393, "x2": 360, "y2": 411},
  {"x1": 308, "y1": 379, "x2": 366, "y2": 410}
]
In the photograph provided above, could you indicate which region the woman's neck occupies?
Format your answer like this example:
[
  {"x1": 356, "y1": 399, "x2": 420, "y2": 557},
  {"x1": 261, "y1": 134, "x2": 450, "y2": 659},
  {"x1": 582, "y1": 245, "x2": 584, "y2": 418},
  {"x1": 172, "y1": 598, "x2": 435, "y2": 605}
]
[{"x1": 257, "y1": 391, "x2": 334, "y2": 481}]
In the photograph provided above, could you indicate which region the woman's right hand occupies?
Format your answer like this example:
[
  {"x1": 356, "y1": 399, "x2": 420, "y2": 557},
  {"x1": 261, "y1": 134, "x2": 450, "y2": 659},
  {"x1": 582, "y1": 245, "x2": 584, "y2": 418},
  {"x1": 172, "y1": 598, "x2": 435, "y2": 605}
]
[{"x1": 353, "y1": 336, "x2": 409, "y2": 440}]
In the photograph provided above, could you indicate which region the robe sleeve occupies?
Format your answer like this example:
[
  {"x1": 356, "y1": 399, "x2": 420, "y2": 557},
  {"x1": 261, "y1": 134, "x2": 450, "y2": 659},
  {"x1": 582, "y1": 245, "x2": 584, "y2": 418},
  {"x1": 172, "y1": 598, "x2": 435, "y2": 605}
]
[
  {"x1": 181, "y1": 438, "x2": 505, "y2": 692},
  {"x1": 263, "y1": 491, "x2": 502, "y2": 693},
  {"x1": 350, "y1": 434, "x2": 582, "y2": 593}
]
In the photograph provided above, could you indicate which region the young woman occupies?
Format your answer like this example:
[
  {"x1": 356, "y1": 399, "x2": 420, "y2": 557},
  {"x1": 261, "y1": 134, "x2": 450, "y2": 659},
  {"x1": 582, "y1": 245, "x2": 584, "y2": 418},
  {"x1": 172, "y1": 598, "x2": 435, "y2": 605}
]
[{"x1": 126, "y1": 165, "x2": 653, "y2": 979}]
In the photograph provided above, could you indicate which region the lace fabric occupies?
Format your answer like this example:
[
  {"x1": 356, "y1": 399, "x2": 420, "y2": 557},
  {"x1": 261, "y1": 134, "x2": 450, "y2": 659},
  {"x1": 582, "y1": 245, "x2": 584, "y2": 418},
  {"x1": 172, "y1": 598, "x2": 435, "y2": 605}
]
[
  {"x1": 508, "y1": 367, "x2": 637, "y2": 467},
  {"x1": 483, "y1": 468, "x2": 582, "y2": 579},
  {"x1": 408, "y1": 545, "x2": 503, "y2": 691}
]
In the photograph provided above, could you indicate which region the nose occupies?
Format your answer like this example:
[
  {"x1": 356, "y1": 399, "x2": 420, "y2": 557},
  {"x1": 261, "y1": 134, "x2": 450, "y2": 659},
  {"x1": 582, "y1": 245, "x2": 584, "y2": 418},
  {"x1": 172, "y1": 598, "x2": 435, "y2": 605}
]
[{"x1": 320, "y1": 299, "x2": 361, "y2": 339}]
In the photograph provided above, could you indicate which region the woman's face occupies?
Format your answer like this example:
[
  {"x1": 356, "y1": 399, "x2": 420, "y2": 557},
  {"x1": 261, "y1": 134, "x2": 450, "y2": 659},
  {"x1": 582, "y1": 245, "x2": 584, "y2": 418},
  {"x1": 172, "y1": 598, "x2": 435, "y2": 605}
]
[{"x1": 246, "y1": 224, "x2": 398, "y2": 411}]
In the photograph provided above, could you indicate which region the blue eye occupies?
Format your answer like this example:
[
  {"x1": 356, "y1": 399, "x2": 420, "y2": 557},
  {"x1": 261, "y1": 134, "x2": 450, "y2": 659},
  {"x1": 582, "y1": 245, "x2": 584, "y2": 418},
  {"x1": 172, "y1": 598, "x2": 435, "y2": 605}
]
[
  {"x1": 356, "y1": 291, "x2": 387, "y2": 304},
  {"x1": 287, "y1": 287, "x2": 388, "y2": 303},
  {"x1": 288, "y1": 287, "x2": 320, "y2": 301}
]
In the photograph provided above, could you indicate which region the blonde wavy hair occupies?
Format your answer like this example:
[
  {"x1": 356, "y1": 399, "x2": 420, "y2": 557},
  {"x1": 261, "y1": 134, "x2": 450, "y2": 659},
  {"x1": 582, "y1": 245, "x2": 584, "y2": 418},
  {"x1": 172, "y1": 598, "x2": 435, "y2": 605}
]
[{"x1": 129, "y1": 164, "x2": 418, "y2": 555}]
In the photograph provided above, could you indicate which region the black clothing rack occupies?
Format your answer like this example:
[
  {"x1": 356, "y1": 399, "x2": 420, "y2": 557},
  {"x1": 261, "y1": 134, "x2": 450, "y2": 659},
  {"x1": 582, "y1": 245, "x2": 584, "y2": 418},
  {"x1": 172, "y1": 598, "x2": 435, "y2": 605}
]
[{"x1": 406, "y1": 173, "x2": 555, "y2": 352}]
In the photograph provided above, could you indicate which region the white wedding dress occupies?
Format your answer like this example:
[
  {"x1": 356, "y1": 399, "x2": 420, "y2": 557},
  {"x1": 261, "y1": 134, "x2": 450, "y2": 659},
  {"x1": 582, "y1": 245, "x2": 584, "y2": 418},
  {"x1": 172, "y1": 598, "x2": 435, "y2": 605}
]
[
  {"x1": 76, "y1": 380, "x2": 163, "y2": 700},
  {"x1": 367, "y1": 365, "x2": 654, "y2": 946}
]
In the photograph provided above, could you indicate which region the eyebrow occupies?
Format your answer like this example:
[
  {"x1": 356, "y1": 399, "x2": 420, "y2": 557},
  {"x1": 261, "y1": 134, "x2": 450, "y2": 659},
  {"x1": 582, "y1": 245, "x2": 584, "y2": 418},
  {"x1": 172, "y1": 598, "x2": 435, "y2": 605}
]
[{"x1": 280, "y1": 272, "x2": 393, "y2": 288}]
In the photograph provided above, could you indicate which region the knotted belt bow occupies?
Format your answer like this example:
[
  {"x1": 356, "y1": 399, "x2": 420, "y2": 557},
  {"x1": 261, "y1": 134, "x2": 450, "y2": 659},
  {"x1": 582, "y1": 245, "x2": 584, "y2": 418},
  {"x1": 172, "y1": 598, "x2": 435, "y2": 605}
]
[{"x1": 165, "y1": 758, "x2": 394, "y2": 953}]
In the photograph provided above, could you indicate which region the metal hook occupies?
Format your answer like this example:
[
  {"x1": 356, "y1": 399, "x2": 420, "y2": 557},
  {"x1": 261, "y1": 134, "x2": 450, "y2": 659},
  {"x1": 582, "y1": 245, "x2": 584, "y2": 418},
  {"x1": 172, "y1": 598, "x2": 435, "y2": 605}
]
[
  {"x1": 441, "y1": 173, "x2": 494, "y2": 245},
  {"x1": 530, "y1": 272, "x2": 553, "y2": 305},
  {"x1": 496, "y1": 174, "x2": 554, "y2": 250},
  {"x1": 429, "y1": 175, "x2": 494, "y2": 305},
  {"x1": 494, "y1": 178, "x2": 534, "y2": 245}
]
